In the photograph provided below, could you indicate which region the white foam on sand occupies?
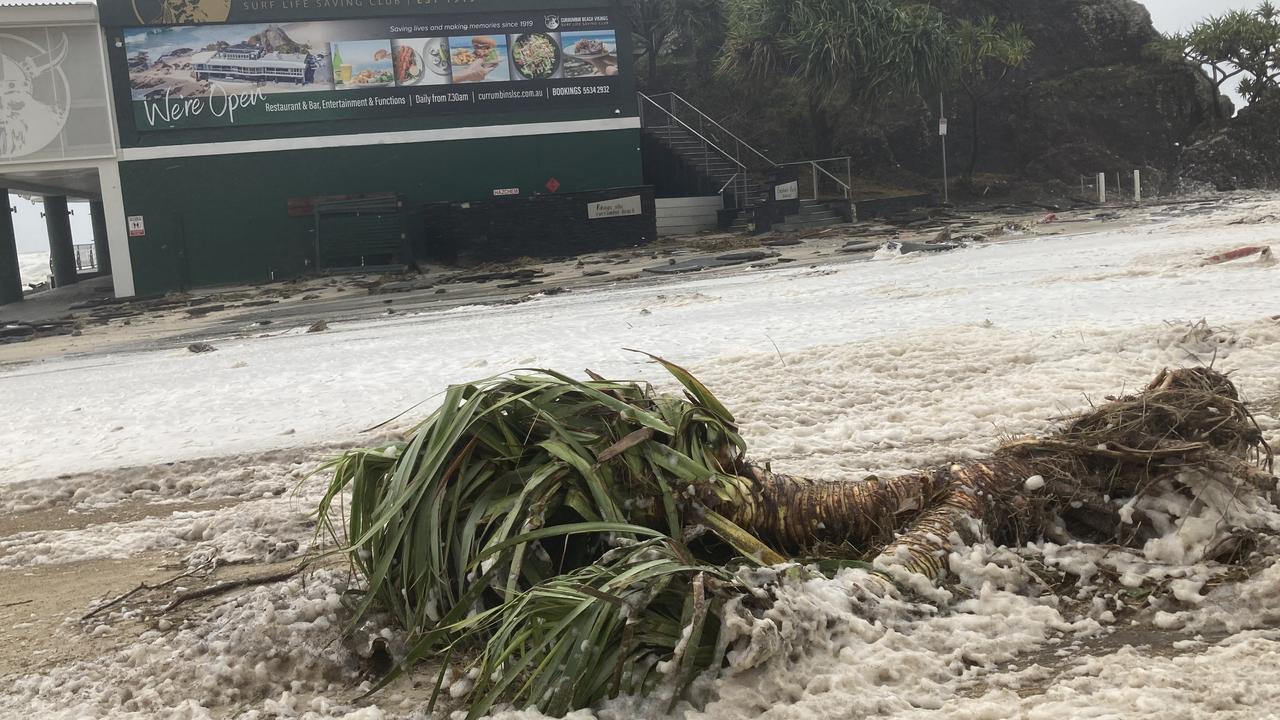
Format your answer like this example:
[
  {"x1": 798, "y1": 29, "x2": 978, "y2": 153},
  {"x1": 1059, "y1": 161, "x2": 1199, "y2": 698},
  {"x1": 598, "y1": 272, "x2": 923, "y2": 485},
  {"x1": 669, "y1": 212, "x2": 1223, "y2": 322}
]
[
  {"x1": 4, "y1": 198, "x2": 1280, "y2": 482},
  {"x1": 4, "y1": 195, "x2": 1280, "y2": 718}
]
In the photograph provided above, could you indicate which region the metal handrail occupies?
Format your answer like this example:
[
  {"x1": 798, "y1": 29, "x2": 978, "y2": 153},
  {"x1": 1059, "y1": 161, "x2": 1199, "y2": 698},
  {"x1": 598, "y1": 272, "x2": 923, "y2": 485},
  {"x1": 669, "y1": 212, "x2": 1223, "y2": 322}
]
[
  {"x1": 775, "y1": 158, "x2": 853, "y2": 199},
  {"x1": 640, "y1": 92, "x2": 858, "y2": 210},
  {"x1": 647, "y1": 91, "x2": 777, "y2": 168},
  {"x1": 638, "y1": 93, "x2": 747, "y2": 174}
]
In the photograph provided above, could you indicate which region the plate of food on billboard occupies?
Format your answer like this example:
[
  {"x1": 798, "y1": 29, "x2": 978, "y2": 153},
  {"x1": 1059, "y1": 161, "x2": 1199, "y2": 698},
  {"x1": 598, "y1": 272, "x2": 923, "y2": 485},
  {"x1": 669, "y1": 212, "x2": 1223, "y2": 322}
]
[
  {"x1": 390, "y1": 37, "x2": 451, "y2": 86},
  {"x1": 560, "y1": 31, "x2": 617, "y2": 77},
  {"x1": 511, "y1": 32, "x2": 561, "y2": 80},
  {"x1": 448, "y1": 35, "x2": 509, "y2": 83}
]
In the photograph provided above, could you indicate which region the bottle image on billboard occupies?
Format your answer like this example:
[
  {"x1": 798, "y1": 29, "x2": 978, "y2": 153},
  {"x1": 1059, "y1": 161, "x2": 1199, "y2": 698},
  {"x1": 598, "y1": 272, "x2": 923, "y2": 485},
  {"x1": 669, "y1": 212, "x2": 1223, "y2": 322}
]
[{"x1": 331, "y1": 39, "x2": 393, "y2": 90}]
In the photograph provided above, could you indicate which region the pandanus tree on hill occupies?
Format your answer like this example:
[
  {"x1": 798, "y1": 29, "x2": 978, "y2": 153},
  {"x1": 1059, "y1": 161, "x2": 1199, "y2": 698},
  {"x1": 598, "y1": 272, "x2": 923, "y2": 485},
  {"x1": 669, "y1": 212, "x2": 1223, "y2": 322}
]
[
  {"x1": 318, "y1": 353, "x2": 1276, "y2": 718},
  {"x1": 951, "y1": 16, "x2": 1033, "y2": 177},
  {"x1": 1168, "y1": 0, "x2": 1280, "y2": 114},
  {"x1": 716, "y1": 0, "x2": 952, "y2": 158},
  {"x1": 628, "y1": 0, "x2": 723, "y2": 86}
]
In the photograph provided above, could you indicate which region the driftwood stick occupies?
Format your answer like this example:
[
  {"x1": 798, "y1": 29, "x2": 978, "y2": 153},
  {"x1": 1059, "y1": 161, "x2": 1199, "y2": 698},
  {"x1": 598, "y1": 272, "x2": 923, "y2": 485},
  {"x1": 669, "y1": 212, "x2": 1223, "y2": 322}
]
[
  {"x1": 82, "y1": 561, "x2": 215, "y2": 621},
  {"x1": 2, "y1": 599, "x2": 34, "y2": 608},
  {"x1": 162, "y1": 565, "x2": 304, "y2": 613}
]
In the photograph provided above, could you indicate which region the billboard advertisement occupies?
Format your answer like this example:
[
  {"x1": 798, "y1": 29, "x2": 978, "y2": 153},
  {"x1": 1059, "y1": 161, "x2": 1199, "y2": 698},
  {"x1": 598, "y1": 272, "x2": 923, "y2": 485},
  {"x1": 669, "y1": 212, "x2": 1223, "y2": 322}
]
[{"x1": 120, "y1": 9, "x2": 623, "y2": 130}]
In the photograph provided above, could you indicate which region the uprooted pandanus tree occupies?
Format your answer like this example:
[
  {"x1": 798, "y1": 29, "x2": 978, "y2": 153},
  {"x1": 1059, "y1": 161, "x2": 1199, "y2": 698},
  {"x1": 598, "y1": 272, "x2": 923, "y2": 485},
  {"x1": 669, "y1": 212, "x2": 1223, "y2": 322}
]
[{"x1": 317, "y1": 355, "x2": 1275, "y2": 718}]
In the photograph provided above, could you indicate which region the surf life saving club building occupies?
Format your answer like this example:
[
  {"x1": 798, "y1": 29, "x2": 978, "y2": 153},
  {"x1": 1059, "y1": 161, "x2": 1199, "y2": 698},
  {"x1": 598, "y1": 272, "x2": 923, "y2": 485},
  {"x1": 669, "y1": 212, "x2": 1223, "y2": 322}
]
[{"x1": 17, "y1": 0, "x2": 647, "y2": 298}]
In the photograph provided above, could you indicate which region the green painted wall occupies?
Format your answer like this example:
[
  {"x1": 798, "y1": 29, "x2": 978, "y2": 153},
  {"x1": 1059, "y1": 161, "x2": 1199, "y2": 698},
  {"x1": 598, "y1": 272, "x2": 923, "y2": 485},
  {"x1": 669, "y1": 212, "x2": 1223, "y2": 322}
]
[{"x1": 121, "y1": 128, "x2": 642, "y2": 295}]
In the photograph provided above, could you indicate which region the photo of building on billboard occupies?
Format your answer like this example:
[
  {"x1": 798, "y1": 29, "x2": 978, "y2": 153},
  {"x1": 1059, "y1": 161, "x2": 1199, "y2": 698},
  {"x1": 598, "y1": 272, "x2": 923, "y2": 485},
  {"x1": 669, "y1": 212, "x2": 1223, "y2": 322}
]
[{"x1": 125, "y1": 22, "x2": 348, "y2": 99}]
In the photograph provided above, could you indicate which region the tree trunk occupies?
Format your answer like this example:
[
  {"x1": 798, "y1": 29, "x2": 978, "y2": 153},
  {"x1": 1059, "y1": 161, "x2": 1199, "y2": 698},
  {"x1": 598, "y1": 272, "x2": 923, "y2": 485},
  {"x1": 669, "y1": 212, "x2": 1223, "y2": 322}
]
[
  {"x1": 719, "y1": 367, "x2": 1271, "y2": 578},
  {"x1": 647, "y1": 38, "x2": 660, "y2": 86},
  {"x1": 807, "y1": 94, "x2": 835, "y2": 158},
  {"x1": 966, "y1": 93, "x2": 981, "y2": 178}
]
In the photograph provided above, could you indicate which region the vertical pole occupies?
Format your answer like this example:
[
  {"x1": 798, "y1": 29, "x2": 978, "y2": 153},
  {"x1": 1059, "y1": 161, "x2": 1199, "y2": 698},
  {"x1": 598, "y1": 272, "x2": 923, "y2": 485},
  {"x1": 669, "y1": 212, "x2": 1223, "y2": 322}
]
[
  {"x1": 1080, "y1": 176, "x2": 1085, "y2": 196},
  {"x1": 1116, "y1": 172, "x2": 1122, "y2": 199},
  {"x1": 940, "y1": 93, "x2": 949, "y2": 205},
  {"x1": 90, "y1": 200, "x2": 112, "y2": 275},
  {"x1": 1133, "y1": 169, "x2": 1142, "y2": 204},
  {"x1": 0, "y1": 189, "x2": 22, "y2": 304},
  {"x1": 44, "y1": 195, "x2": 78, "y2": 287},
  {"x1": 1097, "y1": 173, "x2": 1106, "y2": 204},
  {"x1": 811, "y1": 163, "x2": 818, "y2": 200}
]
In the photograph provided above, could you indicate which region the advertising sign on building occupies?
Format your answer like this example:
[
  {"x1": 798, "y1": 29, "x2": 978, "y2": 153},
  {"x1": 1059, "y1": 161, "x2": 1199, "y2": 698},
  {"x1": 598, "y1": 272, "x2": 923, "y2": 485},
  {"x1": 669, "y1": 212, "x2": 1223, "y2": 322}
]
[
  {"x1": 587, "y1": 194, "x2": 641, "y2": 219},
  {"x1": 0, "y1": 26, "x2": 115, "y2": 164},
  {"x1": 774, "y1": 181, "x2": 798, "y2": 201},
  {"x1": 114, "y1": 5, "x2": 624, "y2": 131},
  {"x1": 127, "y1": 215, "x2": 146, "y2": 236}
]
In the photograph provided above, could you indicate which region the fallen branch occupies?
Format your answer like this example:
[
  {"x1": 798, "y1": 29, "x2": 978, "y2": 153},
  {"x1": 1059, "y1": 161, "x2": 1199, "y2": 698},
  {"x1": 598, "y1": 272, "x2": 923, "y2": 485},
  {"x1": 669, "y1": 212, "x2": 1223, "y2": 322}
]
[
  {"x1": 162, "y1": 565, "x2": 304, "y2": 613},
  {"x1": 82, "y1": 561, "x2": 213, "y2": 621},
  {"x1": 2, "y1": 599, "x2": 33, "y2": 608}
]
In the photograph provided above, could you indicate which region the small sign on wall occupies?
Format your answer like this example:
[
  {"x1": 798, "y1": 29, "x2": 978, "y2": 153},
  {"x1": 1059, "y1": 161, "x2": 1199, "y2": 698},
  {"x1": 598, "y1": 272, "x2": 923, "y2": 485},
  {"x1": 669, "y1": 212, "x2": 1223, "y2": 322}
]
[
  {"x1": 127, "y1": 215, "x2": 146, "y2": 237},
  {"x1": 493, "y1": 188, "x2": 520, "y2": 196},
  {"x1": 774, "y1": 181, "x2": 798, "y2": 201},
  {"x1": 588, "y1": 195, "x2": 642, "y2": 219}
]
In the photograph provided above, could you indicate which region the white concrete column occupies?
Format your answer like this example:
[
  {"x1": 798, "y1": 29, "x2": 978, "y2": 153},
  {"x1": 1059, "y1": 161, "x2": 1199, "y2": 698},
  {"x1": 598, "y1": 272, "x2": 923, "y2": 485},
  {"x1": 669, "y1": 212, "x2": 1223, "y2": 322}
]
[
  {"x1": 1133, "y1": 170, "x2": 1142, "y2": 204},
  {"x1": 1097, "y1": 173, "x2": 1107, "y2": 204},
  {"x1": 96, "y1": 160, "x2": 135, "y2": 297}
]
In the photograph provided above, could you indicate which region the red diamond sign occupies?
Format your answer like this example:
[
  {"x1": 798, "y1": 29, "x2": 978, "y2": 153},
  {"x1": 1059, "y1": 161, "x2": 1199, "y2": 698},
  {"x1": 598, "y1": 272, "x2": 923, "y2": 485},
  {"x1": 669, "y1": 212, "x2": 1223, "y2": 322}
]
[{"x1": 545, "y1": 177, "x2": 561, "y2": 193}]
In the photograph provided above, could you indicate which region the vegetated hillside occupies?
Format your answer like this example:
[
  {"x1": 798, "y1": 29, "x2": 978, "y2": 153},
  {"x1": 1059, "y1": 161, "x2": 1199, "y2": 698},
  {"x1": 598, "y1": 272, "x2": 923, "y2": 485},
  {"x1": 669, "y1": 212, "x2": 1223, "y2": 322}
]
[
  {"x1": 927, "y1": 0, "x2": 1217, "y2": 187},
  {"x1": 1181, "y1": 92, "x2": 1280, "y2": 190},
  {"x1": 652, "y1": 0, "x2": 1224, "y2": 195}
]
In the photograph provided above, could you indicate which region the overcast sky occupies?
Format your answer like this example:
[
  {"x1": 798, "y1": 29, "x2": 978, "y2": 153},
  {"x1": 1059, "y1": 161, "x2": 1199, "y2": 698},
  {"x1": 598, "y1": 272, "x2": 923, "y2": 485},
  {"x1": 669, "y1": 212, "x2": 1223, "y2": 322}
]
[
  {"x1": 3, "y1": 0, "x2": 1266, "y2": 256},
  {"x1": 1144, "y1": 0, "x2": 1258, "y2": 32}
]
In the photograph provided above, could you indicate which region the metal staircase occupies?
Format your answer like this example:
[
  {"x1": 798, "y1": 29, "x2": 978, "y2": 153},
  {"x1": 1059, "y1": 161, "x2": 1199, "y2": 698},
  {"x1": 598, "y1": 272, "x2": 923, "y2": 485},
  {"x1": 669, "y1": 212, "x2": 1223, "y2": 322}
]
[{"x1": 639, "y1": 92, "x2": 853, "y2": 232}]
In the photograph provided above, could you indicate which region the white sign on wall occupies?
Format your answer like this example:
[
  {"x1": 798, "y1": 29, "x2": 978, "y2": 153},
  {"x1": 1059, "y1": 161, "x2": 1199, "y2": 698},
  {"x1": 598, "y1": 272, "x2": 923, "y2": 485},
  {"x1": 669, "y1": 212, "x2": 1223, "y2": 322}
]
[
  {"x1": 0, "y1": 25, "x2": 115, "y2": 164},
  {"x1": 588, "y1": 195, "x2": 642, "y2": 219},
  {"x1": 774, "y1": 181, "x2": 798, "y2": 201},
  {"x1": 127, "y1": 215, "x2": 146, "y2": 237}
]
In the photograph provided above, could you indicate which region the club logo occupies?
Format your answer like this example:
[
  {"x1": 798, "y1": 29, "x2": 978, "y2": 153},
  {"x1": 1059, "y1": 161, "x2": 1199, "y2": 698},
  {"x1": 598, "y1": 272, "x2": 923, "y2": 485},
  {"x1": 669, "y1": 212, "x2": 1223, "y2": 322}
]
[
  {"x1": 0, "y1": 33, "x2": 70, "y2": 160},
  {"x1": 544, "y1": 15, "x2": 560, "y2": 30},
  {"x1": 131, "y1": 0, "x2": 231, "y2": 24}
]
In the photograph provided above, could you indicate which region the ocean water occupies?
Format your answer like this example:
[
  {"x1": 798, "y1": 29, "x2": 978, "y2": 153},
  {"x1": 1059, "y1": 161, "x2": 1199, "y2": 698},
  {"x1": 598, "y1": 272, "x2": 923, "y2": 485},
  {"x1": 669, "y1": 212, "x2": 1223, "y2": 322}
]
[{"x1": 17, "y1": 251, "x2": 50, "y2": 287}]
